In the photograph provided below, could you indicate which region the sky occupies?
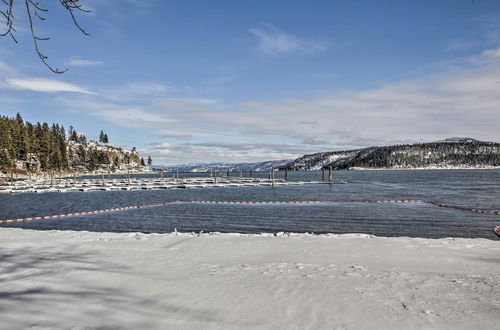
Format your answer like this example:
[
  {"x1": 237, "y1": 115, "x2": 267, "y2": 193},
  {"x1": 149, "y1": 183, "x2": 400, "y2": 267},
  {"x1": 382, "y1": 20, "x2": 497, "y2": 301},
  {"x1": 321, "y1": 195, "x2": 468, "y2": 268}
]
[{"x1": 1, "y1": 0, "x2": 500, "y2": 165}]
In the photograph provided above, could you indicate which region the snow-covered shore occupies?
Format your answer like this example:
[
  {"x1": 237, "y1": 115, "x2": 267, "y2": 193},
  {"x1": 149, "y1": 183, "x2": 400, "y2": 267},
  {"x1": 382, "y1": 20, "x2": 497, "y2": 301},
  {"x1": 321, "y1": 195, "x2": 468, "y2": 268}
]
[{"x1": 0, "y1": 228, "x2": 498, "y2": 329}]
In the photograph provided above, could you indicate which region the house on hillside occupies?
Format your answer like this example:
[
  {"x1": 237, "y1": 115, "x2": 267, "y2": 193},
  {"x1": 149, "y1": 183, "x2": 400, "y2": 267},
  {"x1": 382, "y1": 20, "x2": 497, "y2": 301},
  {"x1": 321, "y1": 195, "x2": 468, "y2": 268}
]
[{"x1": 15, "y1": 154, "x2": 40, "y2": 171}]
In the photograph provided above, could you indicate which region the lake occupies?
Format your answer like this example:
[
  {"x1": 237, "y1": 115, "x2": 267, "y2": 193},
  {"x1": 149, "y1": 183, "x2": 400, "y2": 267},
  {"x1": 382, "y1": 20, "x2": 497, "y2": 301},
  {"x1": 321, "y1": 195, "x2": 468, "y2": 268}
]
[{"x1": 1, "y1": 169, "x2": 499, "y2": 239}]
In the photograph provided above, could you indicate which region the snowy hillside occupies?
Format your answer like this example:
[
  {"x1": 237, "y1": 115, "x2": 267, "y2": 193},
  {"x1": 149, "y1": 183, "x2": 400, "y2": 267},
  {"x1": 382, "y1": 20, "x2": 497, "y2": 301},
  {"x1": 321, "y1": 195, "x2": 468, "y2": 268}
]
[
  {"x1": 282, "y1": 138, "x2": 500, "y2": 170},
  {"x1": 67, "y1": 141, "x2": 142, "y2": 171}
]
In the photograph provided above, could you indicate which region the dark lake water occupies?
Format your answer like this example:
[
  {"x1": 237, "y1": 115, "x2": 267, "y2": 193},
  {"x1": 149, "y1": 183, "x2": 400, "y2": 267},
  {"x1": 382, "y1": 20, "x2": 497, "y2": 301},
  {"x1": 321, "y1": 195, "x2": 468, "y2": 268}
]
[{"x1": 1, "y1": 170, "x2": 499, "y2": 239}]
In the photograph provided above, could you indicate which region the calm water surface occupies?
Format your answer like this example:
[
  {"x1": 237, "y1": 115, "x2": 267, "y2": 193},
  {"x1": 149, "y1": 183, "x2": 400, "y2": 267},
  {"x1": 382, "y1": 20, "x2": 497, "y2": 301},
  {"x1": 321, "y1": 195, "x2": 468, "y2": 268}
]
[{"x1": 1, "y1": 170, "x2": 499, "y2": 239}]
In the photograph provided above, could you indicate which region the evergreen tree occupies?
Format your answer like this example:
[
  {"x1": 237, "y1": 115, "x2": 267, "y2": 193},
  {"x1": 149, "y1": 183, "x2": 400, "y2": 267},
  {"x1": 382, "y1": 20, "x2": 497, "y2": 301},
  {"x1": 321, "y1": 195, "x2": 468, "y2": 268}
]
[
  {"x1": 69, "y1": 126, "x2": 78, "y2": 142},
  {"x1": 147, "y1": 156, "x2": 152, "y2": 165},
  {"x1": 77, "y1": 134, "x2": 87, "y2": 144},
  {"x1": 0, "y1": 117, "x2": 14, "y2": 169},
  {"x1": 99, "y1": 130, "x2": 105, "y2": 143},
  {"x1": 0, "y1": 114, "x2": 144, "y2": 173},
  {"x1": 140, "y1": 157, "x2": 145, "y2": 166}
]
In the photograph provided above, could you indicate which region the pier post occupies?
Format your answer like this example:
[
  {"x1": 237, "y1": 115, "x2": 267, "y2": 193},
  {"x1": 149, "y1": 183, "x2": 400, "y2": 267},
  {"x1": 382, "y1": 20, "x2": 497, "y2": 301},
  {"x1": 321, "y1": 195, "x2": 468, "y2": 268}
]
[
  {"x1": 127, "y1": 171, "x2": 131, "y2": 186},
  {"x1": 74, "y1": 171, "x2": 77, "y2": 185},
  {"x1": 50, "y1": 170, "x2": 54, "y2": 187},
  {"x1": 249, "y1": 169, "x2": 253, "y2": 178},
  {"x1": 272, "y1": 167, "x2": 275, "y2": 187},
  {"x1": 240, "y1": 170, "x2": 243, "y2": 179},
  {"x1": 322, "y1": 167, "x2": 325, "y2": 181},
  {"x1": 176, "y1": 170, "x2": 179, "y2": 183},
  {"x1": 227, "y1": 169, "x2": 230, "y2": 178},
  {"x1": 102, "y1": 170, "x2": 105, "y2": 186},
  {"x1": 328, "y1": 165, "x2": 333, "y2": 184},
  {"x1": 285, "y1": 168, "x2": 289, "y2": 180}
]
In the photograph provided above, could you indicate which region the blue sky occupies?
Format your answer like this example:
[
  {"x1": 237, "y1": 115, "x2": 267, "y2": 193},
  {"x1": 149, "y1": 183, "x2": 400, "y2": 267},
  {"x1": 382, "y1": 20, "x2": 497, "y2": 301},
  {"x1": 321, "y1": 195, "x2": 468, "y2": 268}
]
[{"x1": 1, "y1": 0, "x2": 500, "y2": 164}]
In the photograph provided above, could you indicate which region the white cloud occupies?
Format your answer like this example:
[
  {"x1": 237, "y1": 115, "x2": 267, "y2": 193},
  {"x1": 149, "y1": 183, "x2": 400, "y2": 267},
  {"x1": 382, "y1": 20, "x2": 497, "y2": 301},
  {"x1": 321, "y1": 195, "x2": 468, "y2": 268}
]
[
  {"x1": 469, "y1": 47, "x2": 500, "y2": 64},
  {"x1": 152, "y1": 48, "x2": 500, "y2": 153},
  {"x1": 67, "y1": 57, "x2": 103, "y2": 67},
  {"x1": 159, "y1": 133, "x2": 193, "y2": 140},
  {"x1": 60, "y1": 47, "x2": 500, "y2": 164},
  {"x1": 0, "y1": 60, "x2": 17, "y2": 76},
  {"x1": 60, "y1": 98, "x2": 175, "y2": 128},
  {"x1": 5, "y1": 78, "x2": 95, "y2": 94},
  {"x1": 300, "y1": 137, "x2": 329, "y2": 145},
  {"x1": 143, "y1": 143, "x2": 297, "y2": 165},
  {"x1": 481, "y1": 47, "x2": 500, "y2": 58},
  {"x1": 249, "y1": 23, "x2": 327, "y2": 55}
]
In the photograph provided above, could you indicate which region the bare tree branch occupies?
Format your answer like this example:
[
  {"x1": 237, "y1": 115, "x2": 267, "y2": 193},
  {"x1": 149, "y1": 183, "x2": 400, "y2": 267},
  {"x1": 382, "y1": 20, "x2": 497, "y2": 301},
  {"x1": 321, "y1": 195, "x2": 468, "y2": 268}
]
[{"x1": 0, "y1": 0, "x2": 91, "y2": 73}]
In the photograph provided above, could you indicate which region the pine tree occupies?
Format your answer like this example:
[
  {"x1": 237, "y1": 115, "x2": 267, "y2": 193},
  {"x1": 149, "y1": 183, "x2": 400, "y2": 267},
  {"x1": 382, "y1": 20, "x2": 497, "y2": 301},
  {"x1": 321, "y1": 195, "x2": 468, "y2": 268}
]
[
  {"x1": 147, "y1": 156, "x2": 152, "y2": 165},
  {"x1": 140, "y1": 157, "x2": 145, "y2": 166},
  {"x1": 12, "y1": 112, "x2": 28, "y2": 161},
  {"x1": 0, "y1": 117, "x2": 14, "y2": 169},
  {"x1": 78, "y1": 134, "x2": 87, "y2": 144},
  {"x1": 99, "y1": 130, "x2": 105, "y2": 143},
  {"x1": 103, "y1": 133, "x2": 109, "y2": 144},
  {"x1": 37, "y1": 122, "x2": 51, "y2": 169}
]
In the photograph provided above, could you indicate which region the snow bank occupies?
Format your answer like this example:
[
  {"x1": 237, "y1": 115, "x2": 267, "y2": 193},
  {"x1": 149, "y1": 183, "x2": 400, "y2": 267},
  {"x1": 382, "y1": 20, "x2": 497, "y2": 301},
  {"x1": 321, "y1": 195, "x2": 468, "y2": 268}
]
[{"x1": 0, "y1": 228, "x2": 498, "y2": 329}]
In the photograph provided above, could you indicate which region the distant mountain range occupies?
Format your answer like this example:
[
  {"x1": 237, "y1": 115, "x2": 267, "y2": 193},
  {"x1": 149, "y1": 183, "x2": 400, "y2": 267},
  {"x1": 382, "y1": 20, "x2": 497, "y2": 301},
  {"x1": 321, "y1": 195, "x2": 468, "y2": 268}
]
[
  {"x1": 154, "y1": 159, "x2": 292, "y2": 172},
  {"x1": 159, "y1": 138, "x2": 500, "y2": 172},
  {"x1": 281, "y1": 138, "x2": 500, "y2": 170}
]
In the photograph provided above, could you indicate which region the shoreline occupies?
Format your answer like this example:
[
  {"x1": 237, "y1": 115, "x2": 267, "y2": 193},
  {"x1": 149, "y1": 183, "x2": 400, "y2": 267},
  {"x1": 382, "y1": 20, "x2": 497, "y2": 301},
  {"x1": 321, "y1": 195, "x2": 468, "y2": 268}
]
[{"x1": 2, "y1": 227, "x2": 499, "y2": 241}]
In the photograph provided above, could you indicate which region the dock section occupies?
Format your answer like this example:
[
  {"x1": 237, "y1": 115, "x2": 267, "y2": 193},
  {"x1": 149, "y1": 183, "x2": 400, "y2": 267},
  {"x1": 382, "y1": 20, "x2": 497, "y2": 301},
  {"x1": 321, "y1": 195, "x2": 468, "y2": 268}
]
[{"x1": 0, "y1": 177, "x2": 346, "y2": 194}]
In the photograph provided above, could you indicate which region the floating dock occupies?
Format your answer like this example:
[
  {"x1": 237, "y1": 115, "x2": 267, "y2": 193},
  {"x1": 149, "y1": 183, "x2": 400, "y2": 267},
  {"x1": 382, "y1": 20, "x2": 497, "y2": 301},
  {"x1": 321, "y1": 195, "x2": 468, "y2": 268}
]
[{"x1": 0, "y1": 177, "x2": 346, "y2": 194}]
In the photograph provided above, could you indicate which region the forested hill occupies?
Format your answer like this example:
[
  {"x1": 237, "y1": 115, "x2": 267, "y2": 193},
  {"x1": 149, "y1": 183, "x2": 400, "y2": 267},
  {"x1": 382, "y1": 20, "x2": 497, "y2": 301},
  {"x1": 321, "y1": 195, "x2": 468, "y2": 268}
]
[
  {"x1": 0, "y1": 113, "x2": 141, "y2": 173},
  {"x1": 281, "y1": 138, "x2": 500, "y2": 170}
]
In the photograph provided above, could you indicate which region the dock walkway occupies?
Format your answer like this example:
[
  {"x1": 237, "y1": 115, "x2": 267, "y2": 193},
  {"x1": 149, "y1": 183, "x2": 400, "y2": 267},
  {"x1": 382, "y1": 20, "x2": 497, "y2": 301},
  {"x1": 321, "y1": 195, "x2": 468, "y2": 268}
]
[{"x1": 0, "y1": 177, "x2": 346, "y2": 194}]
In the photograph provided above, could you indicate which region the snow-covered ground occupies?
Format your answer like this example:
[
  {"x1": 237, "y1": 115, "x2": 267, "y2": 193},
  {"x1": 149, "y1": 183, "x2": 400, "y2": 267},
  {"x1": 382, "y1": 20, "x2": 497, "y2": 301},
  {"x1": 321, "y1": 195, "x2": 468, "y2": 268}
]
[{"x1": 0, "y1": 228, "x2": 498, "y2": 329}]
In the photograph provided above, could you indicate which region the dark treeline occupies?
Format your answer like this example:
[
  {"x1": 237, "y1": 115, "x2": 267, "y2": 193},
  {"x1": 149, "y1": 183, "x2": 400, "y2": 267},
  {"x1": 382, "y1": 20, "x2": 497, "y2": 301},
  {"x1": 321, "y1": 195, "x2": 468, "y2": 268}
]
[
  {"x1": 0, "y1": 113, "x2": 140, "y2": 172},
  {"x1": 284, "y1": 141, "x2": 500, "y2": 170}
]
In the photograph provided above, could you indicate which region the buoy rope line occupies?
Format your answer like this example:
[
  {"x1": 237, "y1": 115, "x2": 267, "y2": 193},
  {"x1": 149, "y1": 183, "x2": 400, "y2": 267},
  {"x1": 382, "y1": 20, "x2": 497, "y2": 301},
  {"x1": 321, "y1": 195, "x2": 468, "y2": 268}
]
[{"x1": 1, "y1": 199, "x2": 499, "y2": 236}]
